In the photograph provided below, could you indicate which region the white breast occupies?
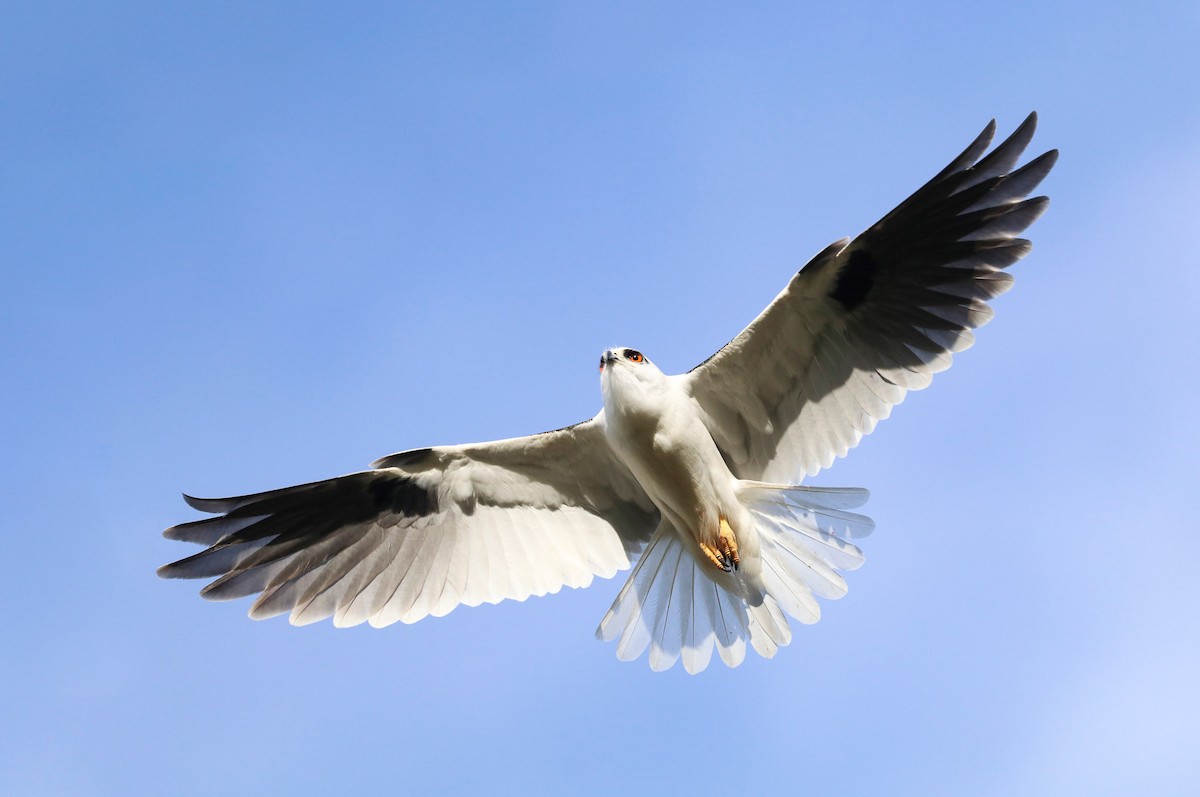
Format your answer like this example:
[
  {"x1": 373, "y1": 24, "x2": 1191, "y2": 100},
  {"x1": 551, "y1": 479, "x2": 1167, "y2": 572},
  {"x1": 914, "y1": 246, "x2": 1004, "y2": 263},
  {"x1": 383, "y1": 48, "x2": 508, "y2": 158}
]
[{"x1": 599, "y1": 360, "x2": 740, "y2": 545}]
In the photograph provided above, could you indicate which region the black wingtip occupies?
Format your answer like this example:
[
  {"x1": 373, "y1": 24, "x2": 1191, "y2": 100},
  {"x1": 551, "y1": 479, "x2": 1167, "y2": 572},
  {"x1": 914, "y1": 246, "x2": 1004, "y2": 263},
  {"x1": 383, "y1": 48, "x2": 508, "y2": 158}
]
[
  {"x1": 931, "y1": 118, "x2": 997, "y2": 183},
  {"x1": 1005, "y1": 112, "x2": 1038, "y2": 145},
  {"x1": 1008, "y1": 112, "x2": 1039, "y2": 150},
  {"x1": 182, "y1": 493, "x2": 224, "y2": 513},
  {"x1": 976, "y1": 118, "x2": 999, "y2": 152}
]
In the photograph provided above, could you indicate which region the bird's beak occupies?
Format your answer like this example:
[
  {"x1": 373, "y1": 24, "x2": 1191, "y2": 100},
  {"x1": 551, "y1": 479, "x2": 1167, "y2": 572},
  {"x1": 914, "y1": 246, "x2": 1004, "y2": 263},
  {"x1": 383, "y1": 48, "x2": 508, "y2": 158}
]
[{"x1": 600, "y1": 350, "x2": 618, "y2": 371}]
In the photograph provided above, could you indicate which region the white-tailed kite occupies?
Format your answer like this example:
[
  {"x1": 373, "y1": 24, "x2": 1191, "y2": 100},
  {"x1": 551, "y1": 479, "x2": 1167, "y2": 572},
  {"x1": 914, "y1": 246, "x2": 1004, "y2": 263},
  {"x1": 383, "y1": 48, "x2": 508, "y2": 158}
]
[{"x1": 160, "y1": 114, "x2": 1056, "y2": 674}]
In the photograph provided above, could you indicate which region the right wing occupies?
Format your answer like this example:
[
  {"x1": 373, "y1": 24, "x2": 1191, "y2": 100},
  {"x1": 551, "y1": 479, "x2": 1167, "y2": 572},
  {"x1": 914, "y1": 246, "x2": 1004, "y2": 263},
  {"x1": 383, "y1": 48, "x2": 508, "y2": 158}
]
[
  {"x1": 158, "y1": 417, "x2": 658, "y2": 627},
  {"x1": 685, "y1": 113, "x2": 1056, "y2": 482}
]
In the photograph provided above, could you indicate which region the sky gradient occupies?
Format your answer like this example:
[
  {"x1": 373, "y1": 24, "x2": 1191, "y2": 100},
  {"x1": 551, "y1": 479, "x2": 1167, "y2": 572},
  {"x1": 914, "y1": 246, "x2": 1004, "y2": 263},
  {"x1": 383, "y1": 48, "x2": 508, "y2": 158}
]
[{"x1": 4, "y1": 2, "x2": 1198, "y2": 795}]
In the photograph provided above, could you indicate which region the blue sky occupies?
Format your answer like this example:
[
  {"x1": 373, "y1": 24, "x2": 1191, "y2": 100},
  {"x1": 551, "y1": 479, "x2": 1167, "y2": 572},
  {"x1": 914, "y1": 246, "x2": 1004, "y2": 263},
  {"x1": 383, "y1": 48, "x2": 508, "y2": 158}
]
[{"x1": 3, "y1": 2, "x2": 1198, "y2": 794}]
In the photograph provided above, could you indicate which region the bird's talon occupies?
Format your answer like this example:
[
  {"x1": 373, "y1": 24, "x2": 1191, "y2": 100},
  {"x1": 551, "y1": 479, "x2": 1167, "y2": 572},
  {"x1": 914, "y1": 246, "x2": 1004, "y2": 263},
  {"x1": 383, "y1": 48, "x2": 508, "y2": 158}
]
[
  {"x1": 699, "y1": 540, "x2": 731, "y2": 572},
  {"x1": 699, "y1": 519, "x2": 740, "y2": 574},
  {"x1": 719, "y1": 518, "x2": 741, "y2": 571}
]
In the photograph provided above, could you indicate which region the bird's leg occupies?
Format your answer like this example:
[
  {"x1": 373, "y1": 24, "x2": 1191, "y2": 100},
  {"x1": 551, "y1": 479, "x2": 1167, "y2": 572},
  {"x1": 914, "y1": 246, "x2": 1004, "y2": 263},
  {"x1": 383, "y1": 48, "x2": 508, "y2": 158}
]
[
  {"x1": 719, "y1": 517, "x2": 740, "y2": 571},
  {"x1": 698, "y1": 539, "x2": 728, "y2": 572},
  {"x1": 699, "y1": 517, "x2": 740, "y2": 573}
]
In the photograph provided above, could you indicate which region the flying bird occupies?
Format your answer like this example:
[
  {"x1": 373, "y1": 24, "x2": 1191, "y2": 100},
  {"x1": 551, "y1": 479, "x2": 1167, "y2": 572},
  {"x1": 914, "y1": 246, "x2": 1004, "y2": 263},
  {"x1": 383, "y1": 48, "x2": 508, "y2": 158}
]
[{"x1": 159, "y1": 113, "x2": 1056, "y2": 673}]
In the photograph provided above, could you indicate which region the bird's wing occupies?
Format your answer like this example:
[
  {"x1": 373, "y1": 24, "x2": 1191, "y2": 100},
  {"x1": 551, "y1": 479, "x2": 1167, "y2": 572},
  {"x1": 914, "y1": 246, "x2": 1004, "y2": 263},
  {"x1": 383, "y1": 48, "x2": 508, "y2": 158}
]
[
  {"x1": 158, "y1": 417, "x2": 658, "y2": 627},
  {"x1": 684, "y1": 113, "x2": 1057, "y2": 482}
]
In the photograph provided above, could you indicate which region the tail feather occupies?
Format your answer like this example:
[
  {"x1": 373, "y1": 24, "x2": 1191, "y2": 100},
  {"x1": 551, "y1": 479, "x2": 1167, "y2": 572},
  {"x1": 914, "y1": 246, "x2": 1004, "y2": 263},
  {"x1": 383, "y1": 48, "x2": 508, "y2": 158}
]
[
  {"x1": 605, "y1": 520, "x2": 673, "y2": 663},
  {"x1": 760, "y1": 554, "x2": 822, "y2": 623},
  {"x1": 711, "y1": 582, "x2": 748, "y2": 668},
  {"x1": 742, "y1": 481, "x2": 875, "y2": 537},
  {"x1": 682, "y1": 571, "x2": 718, "y2": 674},
  {"x1": 596, "y1": 483, "x2": 870, "y2": 674},
  {"x1": 599, "y1": 523, "x2": 762, "y2": 673},
  {"x1": 747, "y1": 595, "x2": 792, "y2": 659},
  {"x1": 754, "y1": 511, "x2": 854, "y2": 596},
  {"x1": 647, "y1": 538, "x2": 687, "y2": 672}
]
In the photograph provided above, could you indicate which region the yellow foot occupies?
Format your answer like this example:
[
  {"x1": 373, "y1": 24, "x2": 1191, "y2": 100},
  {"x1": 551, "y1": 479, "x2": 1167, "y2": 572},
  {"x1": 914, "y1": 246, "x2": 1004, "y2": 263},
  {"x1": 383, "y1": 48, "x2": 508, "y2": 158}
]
[{"x1": 699, "y1": 518, "x2": 741, "y2": 573}]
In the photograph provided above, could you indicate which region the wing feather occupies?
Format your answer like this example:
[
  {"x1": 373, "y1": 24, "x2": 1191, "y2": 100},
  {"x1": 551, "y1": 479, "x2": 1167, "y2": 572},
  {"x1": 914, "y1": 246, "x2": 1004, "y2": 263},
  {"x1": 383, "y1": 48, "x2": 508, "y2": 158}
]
[
  {"x1": 159, "y1": 418, "x2": 658, "y2": 627},
  {"x1": 686, "y1": 113, "x2": 1056, "y2": 481}
]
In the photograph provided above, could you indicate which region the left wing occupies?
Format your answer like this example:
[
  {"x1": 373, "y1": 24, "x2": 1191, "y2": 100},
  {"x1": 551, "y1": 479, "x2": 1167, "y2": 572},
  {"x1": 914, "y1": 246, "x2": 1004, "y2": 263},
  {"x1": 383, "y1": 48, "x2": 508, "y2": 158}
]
[
  {"x1": 159, "y1": 418, "x2": 658, "y2": 627},
  {"x1": 685, "y1": 113, "x2": 1057, "y2": 482}
]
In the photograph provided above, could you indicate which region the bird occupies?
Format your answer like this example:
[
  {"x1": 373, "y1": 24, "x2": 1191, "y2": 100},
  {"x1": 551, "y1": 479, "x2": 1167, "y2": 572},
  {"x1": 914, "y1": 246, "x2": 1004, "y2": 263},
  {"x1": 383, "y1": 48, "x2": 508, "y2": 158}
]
[{"x1": 159, "y1": 113, "x2": 1056, "y2": 674}]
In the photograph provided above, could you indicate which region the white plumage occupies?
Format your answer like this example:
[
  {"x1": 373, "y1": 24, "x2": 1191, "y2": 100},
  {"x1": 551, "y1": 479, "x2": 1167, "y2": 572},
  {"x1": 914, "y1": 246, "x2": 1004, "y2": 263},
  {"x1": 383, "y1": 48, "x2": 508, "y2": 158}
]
[{"x1": 160, "y1": 114, "x2": 1056, "y2": 673}]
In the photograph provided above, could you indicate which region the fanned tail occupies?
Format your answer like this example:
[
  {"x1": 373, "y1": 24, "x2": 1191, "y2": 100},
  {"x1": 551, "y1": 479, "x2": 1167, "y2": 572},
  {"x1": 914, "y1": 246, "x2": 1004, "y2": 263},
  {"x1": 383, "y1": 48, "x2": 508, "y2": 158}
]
[
  {"x1": 595, "y1": 483, "x2": 871, "y2": 674},
  {"x1": 595, "y1": 521, "x2": 791, "y2": 674},
  {"x1": 741, "y1": 481, "x2": 871, "y2": 627}
]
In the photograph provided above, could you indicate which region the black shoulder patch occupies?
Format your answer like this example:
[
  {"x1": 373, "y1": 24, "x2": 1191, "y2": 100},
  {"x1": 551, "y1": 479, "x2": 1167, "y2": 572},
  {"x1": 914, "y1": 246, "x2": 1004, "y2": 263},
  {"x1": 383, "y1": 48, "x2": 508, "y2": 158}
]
[
  {"x1": 829, "y1": 248, "x2": 878, "y2": 310},
  {"x1": 367, "y1": 473, "x2": 438, "y2": 518}
]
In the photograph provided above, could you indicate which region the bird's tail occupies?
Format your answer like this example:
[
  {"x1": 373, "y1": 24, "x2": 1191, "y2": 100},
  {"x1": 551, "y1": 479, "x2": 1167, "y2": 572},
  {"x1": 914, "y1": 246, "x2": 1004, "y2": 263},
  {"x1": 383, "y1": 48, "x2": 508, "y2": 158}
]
[{"x1": 595, "y1": 482, "x2": 873, "y2": 674}]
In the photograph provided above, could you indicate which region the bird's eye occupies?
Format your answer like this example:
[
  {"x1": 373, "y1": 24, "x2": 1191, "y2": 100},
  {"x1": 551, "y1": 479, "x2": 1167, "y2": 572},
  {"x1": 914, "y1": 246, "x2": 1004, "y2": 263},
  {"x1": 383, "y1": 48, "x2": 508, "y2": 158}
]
[{"x1": 625, "y1": 350, "x2": 644, "y2": 363}]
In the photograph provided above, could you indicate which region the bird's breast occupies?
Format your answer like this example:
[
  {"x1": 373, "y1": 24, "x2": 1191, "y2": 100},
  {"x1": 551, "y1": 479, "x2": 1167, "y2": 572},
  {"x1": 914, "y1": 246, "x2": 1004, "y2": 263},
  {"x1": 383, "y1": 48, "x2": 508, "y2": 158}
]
[{"x1": 601, "y1": 380, "x2": 736, "y2": 539}]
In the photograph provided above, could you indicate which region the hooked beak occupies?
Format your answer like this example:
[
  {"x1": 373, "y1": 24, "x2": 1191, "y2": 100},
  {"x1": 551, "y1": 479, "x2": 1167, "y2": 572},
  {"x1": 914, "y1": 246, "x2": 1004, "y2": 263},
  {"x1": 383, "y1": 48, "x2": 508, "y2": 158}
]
[{"x1": 599, "y1": 349, "x2": 618, "y2": 371}]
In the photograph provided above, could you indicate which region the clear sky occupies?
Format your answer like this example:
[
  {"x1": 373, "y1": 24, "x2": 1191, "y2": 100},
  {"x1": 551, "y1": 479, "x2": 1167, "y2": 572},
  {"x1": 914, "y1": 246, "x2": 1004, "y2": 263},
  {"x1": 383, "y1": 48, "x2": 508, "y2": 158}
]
[{"x1": 3, "y1": 2, "x2": 1198, "y2": 795}]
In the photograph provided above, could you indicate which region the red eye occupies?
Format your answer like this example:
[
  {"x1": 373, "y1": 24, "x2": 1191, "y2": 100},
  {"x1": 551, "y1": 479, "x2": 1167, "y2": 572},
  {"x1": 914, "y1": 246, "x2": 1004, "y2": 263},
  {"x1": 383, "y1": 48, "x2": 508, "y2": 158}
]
[{"x1": 627, "y1": 351, "x2": 643, "y2": 363}]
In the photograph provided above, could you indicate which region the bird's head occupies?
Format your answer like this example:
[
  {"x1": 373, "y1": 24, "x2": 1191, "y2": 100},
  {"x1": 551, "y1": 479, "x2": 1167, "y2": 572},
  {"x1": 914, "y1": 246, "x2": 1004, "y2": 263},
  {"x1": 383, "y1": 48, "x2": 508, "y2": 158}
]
[
  {"x1": 599, "y1": 346, "x2": 655, "y2": 373},
  {"x1": 599, "y1": 346, "x2": 667, "y2": 401}
]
